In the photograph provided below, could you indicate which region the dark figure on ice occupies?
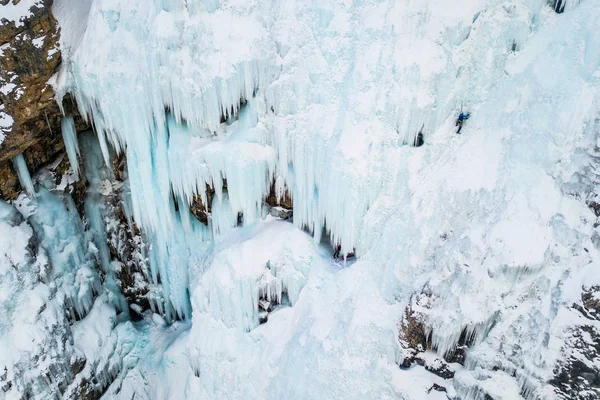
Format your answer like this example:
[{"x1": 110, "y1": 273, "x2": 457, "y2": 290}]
[
  {"x1": 413, "y1": 124, "x2": 425, "y2": 147},
  {"x1": 333, "y1": 244, "x2": 342, "y2": 259},
  {"x1": 414, "y1": 131, "x2": 424, "y2": 147},
  {"x1": 455, "y1": 113, "x2": 470, "y2": 134}
]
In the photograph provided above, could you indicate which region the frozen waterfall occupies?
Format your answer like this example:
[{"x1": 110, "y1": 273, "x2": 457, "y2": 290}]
[{"x1": 2, "y1": 0, "x2": 596, "y2": 398}]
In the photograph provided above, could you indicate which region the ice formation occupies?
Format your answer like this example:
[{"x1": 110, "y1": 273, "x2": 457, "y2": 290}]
[
  {"x1": 61, "y1": 116, "x2": 80, "y2": 180},
  {"x1": 52, "y1": 0, "x2": 600, "y2": 396},
  {"x1": 0, "y1": 194, "x2": 94, "y2": 398},
  {"x1": 11, "y1": 154, "x2": 36, "y2": 197},
  {"x1": 27, "y1": 187, "x2": 101, "y2": 319},
  {"x1": 1, "y1": 0, "x2": 599, "y2": 398}
]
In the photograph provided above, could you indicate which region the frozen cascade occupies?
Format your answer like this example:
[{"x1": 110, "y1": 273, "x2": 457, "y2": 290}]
[
  {"x1": 194, "y1": 219, "x2": 314, "y2": 331},
  {"x1": 43, "y1": 0, "x2": 600, "y2": 398},
  {"x1": 79, "y1": 130, "x2": 113, "y2": 274},
  {"x1": 27, "y1": 187, "x2": 101, "y2": 319},
  {"x1": 11, "y1": 154, "x2": 36, "y2": 197},
  {"x1": 80, "y1": 131, "x2": 131, "y2": 316},
  {"x1": 52, "y1": 0, "x2": 482, "y2": 256},
  {"x1": 0, "y1": 201, "x2": 77, "y2": 399},
  {"x1": 143, "y1": 210, "x2": 210, "y2": 321},
  {"x1": 61, "y1": 116, "x2": 80, "y2": 179},
  {"x1": 52, "y1": 0, "x2": 577, "y2": 267},
  {"x1": 165, "y1": 100, "x2": 275, "y2": 228}
]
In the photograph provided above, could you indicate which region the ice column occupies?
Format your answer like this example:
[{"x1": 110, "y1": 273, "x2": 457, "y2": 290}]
[
  {"x1": 61, "y1": 116, "x2": 80, "y2": 179},
  {"x1": 11, "y1": 154, "x2": 35, "y2": 197}
]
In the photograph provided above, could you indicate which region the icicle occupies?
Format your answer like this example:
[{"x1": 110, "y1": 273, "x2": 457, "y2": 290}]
[
  {"x1": 11, "y1": 154, "x2": 36, "y2": 197},
  {"x1": 61, "y1": 116, "x2": 80, "y2": 179},
  {"x1": 194, "y1": 222, "x2": 312, "y2": 331},
  {"x1": 425, "y1": 312, "x2": 499, "y2": 359}
]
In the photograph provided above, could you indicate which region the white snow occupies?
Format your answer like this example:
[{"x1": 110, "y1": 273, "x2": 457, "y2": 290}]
[
  {"x1": 0, "y1": 103, "x2": 13, "y2": 140},
  {"x1": 0, "y1": 0, "x2": 43, "y2": 28},
  {"x1": 1, "y1": 83, "x2": 16, "y2": 95},
  {"x1": 31, "y1": 35, "x2": 45, "y2": 48},
  {"x1": 51, "y1": 0, "x2": 92, "y2": 55},
  {"x1": 0, "y1": 200, "x2": 79, "y2": 399}
]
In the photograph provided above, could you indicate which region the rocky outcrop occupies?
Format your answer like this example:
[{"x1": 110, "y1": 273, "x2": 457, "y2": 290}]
[
  {"x1": 0, "y1": 0, "x2": 87, "y2": 199},
  {"x1": 398, "y1": 304, "x2": 428, "y2": 369},
  {"x1": 397, "y1": 297, "x2": 459, "y2": 395},
  {"x1": 265, "y1": 181, "x2": 293, "y2": 219},
  {"x1": 189, "y1": 180, "x2": 293, "y2": 226},
  {"x1": 397, "y1": 294, "x2": 461, "y2": 379},
  {"x1": 265, "y1": 181, "x2": 293, "y2": 209},
  {"x1": 106, "y1": 188, "x2": 152, "y2": 321},
  {"x1": 189, "y1": 184, "x2": 215, "y2": 225},
  {"x1": 550, "y1": 286, "x2": 600, "y2": 400},
  {"x1": 0, "y1": 0, "x2": 60, "y2": 159}
]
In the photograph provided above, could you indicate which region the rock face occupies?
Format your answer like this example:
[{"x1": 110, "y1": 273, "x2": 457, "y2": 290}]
[
  {"x1": 189, "y1": 184, "x2": 215, "y2": 225},
  {"x1": 397, "y1": 304, "x2": 427, "y2": 369},
  {"x1": 265, "y1": 182, "x2": 293, "y2": 210},
  {"x1": 0, "y1": 0, "x2": 87, "y2": 199},
  {"x1": 265, "y1": 182, "x2": 293, "y2": 219},
  {"x1": 189, "y1": 180, "x2": 294, "y2": 226},
  {"x1": 550, "y1": 286, "x2": 600, "y2": 400},
  {"x1": 0, "y1": 0, "x2": 60, "y2": 158},
  {"x1": 397, "y1": 297, "x2": 459, "y2": 396}
]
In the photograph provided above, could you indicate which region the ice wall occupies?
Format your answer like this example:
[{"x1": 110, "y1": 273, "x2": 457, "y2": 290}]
[
  {"x1": 55, "y1": 0, "x2": 584, "y2": 262},
  {"x1": 49, "y1": 0, "x2": 600, "y2": 398},
  {"x1": 52, "y1": 0, "x2": 464, "y2": 253}
]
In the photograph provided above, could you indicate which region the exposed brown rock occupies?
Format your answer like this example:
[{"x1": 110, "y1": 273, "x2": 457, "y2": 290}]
[
  {"x1": 265, "y1": 181, "x2": 293, "y2": 210},
  {"x1": 0, "y1": 161, "x2": 19, "y2": 198},
  {"x1": 398, "y1": 304, "x2": 427, "y2": 368},
  {"x1": 1, "y1": 0, "x2": 61, "y2": 160},
  {"x1": 188, "y1": 178, "x2": 293, "y2": 226},
  {"x1": 190, "y1": 183, "x2": 215, "y2": 225},
  {"x1": 70, "y1": 357, "x2": 86, "y2": 376},
  {"x1": 0, "y1": 0, "x2": 88, "y2": 200}
]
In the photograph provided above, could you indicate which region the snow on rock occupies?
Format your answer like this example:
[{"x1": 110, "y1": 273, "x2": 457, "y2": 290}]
[
  {"x1": 1, "y1": 145, "x2": 153, "y2": 399},
  {"x1": 63, "y1": 295, "x2": 143, "y2": 399},
  {"x1": 549, "y1": 284, "x2": 600, "y2": 400},
  {"x1": 0, "y1": 0, "x2": 62, "y2": 156},
  {"x1": 0, "y1": 0, "x2": 46, "y2": 28}
]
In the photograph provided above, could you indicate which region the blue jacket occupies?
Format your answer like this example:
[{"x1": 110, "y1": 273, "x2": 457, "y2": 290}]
[{"x1": 458, "y1": 113, "x2": 470, "y2": 121}]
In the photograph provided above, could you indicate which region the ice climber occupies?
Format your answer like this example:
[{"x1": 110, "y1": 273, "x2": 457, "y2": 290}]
[
  {"x1": 455, "y1": 113, "x2": 470, "y2": 134},
  {"x1": 333, "y1": 244, "x2": 342, "y2": 259}
]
